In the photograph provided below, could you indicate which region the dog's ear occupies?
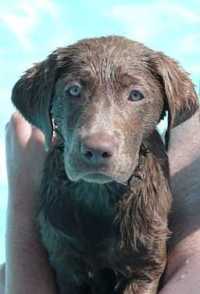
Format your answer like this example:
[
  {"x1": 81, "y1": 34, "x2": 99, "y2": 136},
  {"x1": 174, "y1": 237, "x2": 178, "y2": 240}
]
[
  {"x1": 11, "y1": 52, "x2": 58, "y2": 148},
  {"x1": 149, "y1": 52, "x2": 199, "y2": 147}
]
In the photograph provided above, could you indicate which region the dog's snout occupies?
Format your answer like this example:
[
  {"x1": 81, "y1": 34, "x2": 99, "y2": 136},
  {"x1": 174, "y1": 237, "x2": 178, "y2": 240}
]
[{"x1": 80, "y1": 133, "x2": 118, "y2": 165}]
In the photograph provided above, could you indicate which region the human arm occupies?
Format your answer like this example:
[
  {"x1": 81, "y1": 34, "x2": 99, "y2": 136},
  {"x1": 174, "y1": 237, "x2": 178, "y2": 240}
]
[
  {"x1": 160, "y1": 110, "x2": 200, "y2": 293},
  {"x1": 4, "y1": 112, "x2": 57, "y2": 294}
]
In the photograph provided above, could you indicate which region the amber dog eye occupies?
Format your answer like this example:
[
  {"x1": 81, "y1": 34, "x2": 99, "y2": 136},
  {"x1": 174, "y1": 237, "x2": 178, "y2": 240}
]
[
  {"x1": 128, "y1": 90, "x2": 144, "y2": 102},
  {"x1": 64, "y1": 84, "x2": 82, "y2": 97}
]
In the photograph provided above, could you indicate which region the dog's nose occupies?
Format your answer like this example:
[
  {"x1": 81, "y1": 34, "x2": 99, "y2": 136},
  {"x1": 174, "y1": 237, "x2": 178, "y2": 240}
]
[{"x1": 80, "y1": 133, "x2": 117, "y2": 165}]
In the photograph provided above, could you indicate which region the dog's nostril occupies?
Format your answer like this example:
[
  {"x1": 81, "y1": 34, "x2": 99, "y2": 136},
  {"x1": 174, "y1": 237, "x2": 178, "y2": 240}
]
[
  {"x1": 84, "y1": 150, "x2": 94, "y2": 159},
  {"x1": 102, "y1": 151, "x2": 111, "y2": 158},
  {"x1": 84, "y1": 150, "x2": 111, "y2": 160}
]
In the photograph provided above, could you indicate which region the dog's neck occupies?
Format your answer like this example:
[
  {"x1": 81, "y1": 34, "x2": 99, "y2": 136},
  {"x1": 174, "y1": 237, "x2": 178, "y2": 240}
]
[{"x1": 68, "y1": 180, "x2": 127, "y2": 215}]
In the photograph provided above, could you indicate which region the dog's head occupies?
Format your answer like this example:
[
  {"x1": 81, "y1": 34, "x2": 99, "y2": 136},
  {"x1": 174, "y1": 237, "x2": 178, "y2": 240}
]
[{"x1": 12, "y1": 36, "x2": 198, "y2": 184}]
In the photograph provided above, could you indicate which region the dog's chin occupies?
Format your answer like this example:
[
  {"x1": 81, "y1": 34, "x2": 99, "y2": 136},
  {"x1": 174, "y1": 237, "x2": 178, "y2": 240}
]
[
  {"x1": 66, "y1": 170, "x2": 113, "y2": 184},
  {"x1": 66, "y1": 168, "x2": 133, "y2": 185},
  {"x1": 82, "y1": 173, "x2": 134, "y2": 186},
  {"x1": 82, "y1": 173, "x2": 113, "y2": 184}
]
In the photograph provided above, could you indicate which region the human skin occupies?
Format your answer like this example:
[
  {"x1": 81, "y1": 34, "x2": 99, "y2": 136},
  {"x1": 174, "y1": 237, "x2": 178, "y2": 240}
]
[
  {"x1": 0, "y1": 111, "x2": 200, "y2": 293},
  {"x1": 1, "y1": 113, "x2": 57, "y2": 294},
  {"x1": 160, "y1": 110, "x2": 200, "y2": 293}
]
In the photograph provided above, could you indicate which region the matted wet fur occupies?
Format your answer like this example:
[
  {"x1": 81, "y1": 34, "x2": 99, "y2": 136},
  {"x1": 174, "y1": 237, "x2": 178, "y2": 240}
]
[{"x1": 12, "y1": 36, "x2": 199, "y2": 294}]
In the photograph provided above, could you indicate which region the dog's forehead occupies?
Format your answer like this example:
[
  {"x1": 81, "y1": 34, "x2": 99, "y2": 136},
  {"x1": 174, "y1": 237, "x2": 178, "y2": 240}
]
[
  {"x1": 57, "y1": 37, "x2": 153, "y2": 82},
  {"x1": 72, "y1": 36, "x2": 151, "y2": 66}
]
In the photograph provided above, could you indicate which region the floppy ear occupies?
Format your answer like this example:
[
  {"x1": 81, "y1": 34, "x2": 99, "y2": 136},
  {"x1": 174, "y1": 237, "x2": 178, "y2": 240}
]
[
  {"x1": 11, "y1": 52, "x2": 58, "y2": 148},
  {"x1": 149, "y1": 52, "x2": 199, "y2": 147}
]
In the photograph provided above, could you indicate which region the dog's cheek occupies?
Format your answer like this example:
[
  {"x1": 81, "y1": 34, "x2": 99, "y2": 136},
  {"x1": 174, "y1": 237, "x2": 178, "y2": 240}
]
[
  {"x1": 115, "y1": 134, "x2": 141, "y2": 181},
  {"x1": 62, "y1": 134, "x2": 81, "y2": 180},
  {"x1": 113, "y1": 152, "x2": 139, "y2": 183}
]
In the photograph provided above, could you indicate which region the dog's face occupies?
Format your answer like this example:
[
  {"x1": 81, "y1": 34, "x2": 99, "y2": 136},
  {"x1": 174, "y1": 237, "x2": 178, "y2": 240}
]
[
  {"x1": 52, "y1": 39, "x2": 164, "y2": 184},
  {"x1": 12, "y1": 36, "x2": 199, "y2": 184}
]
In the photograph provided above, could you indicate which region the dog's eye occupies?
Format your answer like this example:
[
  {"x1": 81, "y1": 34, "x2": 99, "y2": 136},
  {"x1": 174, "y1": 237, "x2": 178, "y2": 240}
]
[
  {"x1": 64, "y1": 84, "x2": 82, "y2": 97},
  {"x1": 128, "y1": 90, "x2": 144, "y2": 102}
]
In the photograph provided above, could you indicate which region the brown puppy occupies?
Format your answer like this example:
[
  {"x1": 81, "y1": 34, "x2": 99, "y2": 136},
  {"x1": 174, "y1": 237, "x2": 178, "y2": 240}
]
[{"x1": 11, "y1": 36, "x2": 199, "y2": 294}]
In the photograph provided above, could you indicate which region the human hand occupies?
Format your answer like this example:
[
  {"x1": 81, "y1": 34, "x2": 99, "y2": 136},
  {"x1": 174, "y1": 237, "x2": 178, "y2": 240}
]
[
  {"x1": 4, "y1": 112, "x2": 57, "y2": 294},
  {"x1": 6, "y1": 112, "x2": 46, "y2": 198}
]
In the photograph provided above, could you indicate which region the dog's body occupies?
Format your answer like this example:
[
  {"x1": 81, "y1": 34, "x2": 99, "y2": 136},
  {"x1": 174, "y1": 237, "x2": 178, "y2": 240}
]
[
  {"x1": 38, "y1": 132, "x2": 170, "y2": 293},
  {"x1": 11, "y1": 36, "x2": 199, "y2": 293}
]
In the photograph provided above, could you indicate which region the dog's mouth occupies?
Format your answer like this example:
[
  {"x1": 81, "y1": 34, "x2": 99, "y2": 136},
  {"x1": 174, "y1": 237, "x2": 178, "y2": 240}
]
[
  {"x1": 82, "y1": 172, "x2": 113, "y2": 184},
  {"x1": 65, "y1": 164, "x2": 133, "y2": 185}
]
